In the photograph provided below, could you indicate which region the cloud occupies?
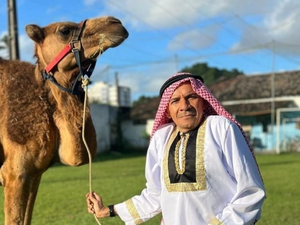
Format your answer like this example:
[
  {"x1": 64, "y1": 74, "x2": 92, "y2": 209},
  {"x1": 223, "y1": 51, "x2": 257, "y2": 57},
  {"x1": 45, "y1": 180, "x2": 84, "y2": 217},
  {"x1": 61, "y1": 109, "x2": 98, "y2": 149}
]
[
  {"x1": 230, "y1": 0, "x2": 300, "y2": 55},
  {"x1": 117, "y1": 62, "x2": 178, "y2": 100},
  {"x1": 101, "y1": 0, "x2": 272, "y2": 30},
  {"x1": 101, "y1": 0, "x2": 300, "y2": 55},
  {"x1": 168, "y1": 24, "x2": 221, "y2": 50},
  {"x1": 102, "y1": 0, "x2": 207, "y2": 30},
  {"x1": 101, "y1": 0, "x2": 300, "y2": 56}
]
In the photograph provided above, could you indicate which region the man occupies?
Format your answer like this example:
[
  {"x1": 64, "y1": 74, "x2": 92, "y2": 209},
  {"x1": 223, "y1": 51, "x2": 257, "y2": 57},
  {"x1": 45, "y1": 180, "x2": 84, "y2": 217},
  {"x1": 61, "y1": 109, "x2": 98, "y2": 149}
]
[{"x1": 87, "y1": 72, "x2": 266, "y2": 225}]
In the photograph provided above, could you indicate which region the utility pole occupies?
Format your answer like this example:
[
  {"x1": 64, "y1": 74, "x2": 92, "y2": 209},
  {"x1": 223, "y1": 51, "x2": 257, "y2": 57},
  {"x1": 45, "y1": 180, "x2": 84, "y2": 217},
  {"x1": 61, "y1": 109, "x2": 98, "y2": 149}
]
[
  {"x1": 271, "y1": 40, "x2": 275, "y2": 150},
  {"x1": 8, "y1": 0, "x2": 20, "y2": 60}
]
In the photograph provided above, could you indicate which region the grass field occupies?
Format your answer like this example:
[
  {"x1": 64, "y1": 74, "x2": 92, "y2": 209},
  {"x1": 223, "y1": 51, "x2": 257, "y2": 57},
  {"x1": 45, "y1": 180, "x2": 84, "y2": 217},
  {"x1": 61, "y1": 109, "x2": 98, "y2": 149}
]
[{"x1": 0, "y1": 152, "x2": 299, "y2": 225}]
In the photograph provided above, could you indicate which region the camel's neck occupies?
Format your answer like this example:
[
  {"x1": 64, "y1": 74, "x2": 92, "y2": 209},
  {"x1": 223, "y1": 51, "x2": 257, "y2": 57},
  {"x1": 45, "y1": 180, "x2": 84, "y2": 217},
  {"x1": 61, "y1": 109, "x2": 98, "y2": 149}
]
[
  {"x1": 50, "y1": 77, "x2": 86, "y2": 131},
  {"x1": 48, "y1": 72, "x2": 96, "y2": 166}
]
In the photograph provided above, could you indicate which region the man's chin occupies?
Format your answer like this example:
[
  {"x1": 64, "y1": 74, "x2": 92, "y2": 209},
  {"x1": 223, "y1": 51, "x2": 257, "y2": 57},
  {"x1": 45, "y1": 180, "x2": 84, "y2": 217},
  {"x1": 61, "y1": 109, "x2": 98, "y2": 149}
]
[{"x1": 178, "y1": 123, "x2": 198, "y2": 132}]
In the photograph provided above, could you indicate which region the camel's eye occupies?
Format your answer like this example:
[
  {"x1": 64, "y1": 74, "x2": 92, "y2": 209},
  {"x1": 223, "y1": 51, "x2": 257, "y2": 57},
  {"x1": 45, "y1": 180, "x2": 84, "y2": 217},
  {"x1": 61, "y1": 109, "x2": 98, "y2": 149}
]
[{"x1": 58, "y1": 26, "x2": 72, "y2": 37}]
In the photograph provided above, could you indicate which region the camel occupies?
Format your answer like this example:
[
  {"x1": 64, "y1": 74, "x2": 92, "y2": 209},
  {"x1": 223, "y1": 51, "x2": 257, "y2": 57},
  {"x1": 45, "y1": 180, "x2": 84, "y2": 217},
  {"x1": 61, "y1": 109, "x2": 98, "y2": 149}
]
[{"x1": 0, "y1": 16, "x2": 128, "y2": 225}]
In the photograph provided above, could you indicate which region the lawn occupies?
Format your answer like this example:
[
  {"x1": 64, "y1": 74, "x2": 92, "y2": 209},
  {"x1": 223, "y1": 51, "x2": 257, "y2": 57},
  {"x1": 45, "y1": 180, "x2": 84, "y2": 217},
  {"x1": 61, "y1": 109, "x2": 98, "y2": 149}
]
[
  {"x1": 256, "y1": 153, "x2": 300, "y2": 225},
  {"x1": 0, "y1": 152, "x2": 299, "y2": 225}
]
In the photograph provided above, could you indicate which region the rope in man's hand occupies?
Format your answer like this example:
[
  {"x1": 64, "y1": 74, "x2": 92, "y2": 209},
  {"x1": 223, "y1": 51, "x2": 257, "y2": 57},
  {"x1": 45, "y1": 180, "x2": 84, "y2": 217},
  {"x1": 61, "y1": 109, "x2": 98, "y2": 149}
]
[{"x1": 81, "y1": 77, "x2": 102, "y2": 225}]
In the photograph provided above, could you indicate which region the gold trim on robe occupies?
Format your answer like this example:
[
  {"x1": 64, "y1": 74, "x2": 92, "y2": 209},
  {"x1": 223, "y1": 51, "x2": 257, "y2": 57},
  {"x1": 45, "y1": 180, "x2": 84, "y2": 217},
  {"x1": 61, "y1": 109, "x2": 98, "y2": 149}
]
[
  {"x1": 210, "y1": 217, "x2": 225, "y2": 225},
  {"x1": 163, "y1": 119, "x2": 207, "y2": 192},
  {"x1": 125, "y1": 198, "x2": 143, "y2": 224}
]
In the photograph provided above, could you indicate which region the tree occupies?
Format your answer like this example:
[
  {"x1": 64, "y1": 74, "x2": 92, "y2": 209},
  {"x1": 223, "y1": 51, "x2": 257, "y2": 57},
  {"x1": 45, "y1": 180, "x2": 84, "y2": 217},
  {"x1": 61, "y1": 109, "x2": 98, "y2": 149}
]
[
  {"x1": 181, "y1": 62, "x2": 244, "y2": 86},
  {"x1": 132, "y1": 95, "x2": 154, "y2": 107},
  {"x1": 0, "y1": 34, "x2": 9, "y2": 59}
]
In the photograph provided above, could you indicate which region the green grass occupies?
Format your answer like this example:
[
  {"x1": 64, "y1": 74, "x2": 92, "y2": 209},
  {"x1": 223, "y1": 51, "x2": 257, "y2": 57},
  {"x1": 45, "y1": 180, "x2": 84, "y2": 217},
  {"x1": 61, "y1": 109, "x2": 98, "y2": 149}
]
[
  {"x1": 0, "y1": 152, "x2": 299, "y2": 225},
  {"x1": 256, "y1": 153, "x2": 300, "y2": 225}
]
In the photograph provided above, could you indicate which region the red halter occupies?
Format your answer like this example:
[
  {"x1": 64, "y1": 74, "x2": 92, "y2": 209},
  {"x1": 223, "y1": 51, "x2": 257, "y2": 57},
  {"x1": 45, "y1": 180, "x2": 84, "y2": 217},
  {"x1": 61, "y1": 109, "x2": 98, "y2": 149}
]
[{"x1": 42, "y1": 20, "x2": 96, "y2": 95}]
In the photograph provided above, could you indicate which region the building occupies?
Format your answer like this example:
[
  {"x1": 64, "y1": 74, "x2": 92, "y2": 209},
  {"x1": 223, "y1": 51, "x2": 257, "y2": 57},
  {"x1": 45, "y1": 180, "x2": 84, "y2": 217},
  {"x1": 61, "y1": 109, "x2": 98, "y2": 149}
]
[
  {"x1": 209, "y1": 70, "x2": 300, "y2": 152},
  {"x1": 127, "y1": 70, "x2": 300, "y2": 153},
  {"x1": 87, "y1": 75, "x2": 131, "y2": 153},
  {"x1": 88, "y1": 81, "x2": 131, "y2": 107}
]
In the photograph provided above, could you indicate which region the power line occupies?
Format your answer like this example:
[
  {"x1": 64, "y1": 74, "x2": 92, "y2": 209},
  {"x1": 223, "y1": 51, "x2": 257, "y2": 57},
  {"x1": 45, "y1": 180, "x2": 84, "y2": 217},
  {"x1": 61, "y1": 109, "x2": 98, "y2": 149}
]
[{"x1": 105, "y1": 44, "x2": 276, "y2": 70}]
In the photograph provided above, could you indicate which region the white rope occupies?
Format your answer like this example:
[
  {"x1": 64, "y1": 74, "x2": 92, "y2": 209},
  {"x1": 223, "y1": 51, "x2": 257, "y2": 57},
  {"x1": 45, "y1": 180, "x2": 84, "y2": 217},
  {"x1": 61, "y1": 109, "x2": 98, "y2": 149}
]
[{"x1": 81, "y1": 77, "x2": 102, "y2": 225}]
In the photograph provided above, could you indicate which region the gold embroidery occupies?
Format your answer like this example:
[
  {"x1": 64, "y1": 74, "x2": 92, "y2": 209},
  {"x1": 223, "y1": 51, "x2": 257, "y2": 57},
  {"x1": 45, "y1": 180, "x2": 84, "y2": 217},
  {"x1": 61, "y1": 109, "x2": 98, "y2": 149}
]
[
  {"x1": 174, "y1": 132, "x2": 189, "y2": 174},
  {"x1": 163, "y1": 120, "x2": 207, "y2": 192},
  {"x1": 210, "y1": 217, "x2": 225, "y2": 225},
  {"x1": 125, "y1": 199, "x2": 143, "y2": 224}
]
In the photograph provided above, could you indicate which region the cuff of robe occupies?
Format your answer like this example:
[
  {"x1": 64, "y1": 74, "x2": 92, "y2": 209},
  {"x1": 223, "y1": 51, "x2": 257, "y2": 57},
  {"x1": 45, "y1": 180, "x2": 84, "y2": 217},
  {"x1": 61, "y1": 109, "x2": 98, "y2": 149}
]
[
  {"x1": 209, "y1": 217, "x2": 225, "y2": 225},
  {"x1": 114, "y1": 201, "x2": 144, "y2": 225}
]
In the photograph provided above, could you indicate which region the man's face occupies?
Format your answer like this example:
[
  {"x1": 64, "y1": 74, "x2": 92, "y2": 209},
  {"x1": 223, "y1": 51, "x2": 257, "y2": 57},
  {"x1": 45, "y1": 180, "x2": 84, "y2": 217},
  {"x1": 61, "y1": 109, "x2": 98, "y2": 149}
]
[{"x1": 167, "y1": 82, "x2": 205, "y2": 133}]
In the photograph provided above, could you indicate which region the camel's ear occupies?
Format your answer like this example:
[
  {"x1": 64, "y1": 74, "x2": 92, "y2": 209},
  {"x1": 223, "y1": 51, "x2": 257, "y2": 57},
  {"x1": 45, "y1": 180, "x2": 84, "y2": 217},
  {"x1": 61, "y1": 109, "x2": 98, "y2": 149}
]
[{"x1": 26, "y1": 24, "x2": 44, "y2": 43}]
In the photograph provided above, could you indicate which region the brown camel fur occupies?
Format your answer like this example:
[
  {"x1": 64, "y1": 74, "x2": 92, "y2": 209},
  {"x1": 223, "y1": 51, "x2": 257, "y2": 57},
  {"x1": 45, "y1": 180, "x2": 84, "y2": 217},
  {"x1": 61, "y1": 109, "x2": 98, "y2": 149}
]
[{"x1": 0, "y1": 16, "x2": 128, "y2": 225}]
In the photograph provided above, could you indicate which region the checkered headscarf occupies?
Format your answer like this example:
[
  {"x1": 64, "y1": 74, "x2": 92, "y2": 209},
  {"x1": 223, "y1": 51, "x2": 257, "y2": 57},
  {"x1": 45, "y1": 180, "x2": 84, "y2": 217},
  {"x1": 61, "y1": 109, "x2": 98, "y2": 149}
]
[{"x1": 151, "y1": 72, "x2": 255, "y2": 156}]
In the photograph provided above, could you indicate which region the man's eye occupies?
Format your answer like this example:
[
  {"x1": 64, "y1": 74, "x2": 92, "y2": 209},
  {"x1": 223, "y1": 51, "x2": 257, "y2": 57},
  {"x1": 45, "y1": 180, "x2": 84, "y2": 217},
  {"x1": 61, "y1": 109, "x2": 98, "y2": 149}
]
[{"x1": 188, "y1": 95, "x2": 198, "y2": 99}]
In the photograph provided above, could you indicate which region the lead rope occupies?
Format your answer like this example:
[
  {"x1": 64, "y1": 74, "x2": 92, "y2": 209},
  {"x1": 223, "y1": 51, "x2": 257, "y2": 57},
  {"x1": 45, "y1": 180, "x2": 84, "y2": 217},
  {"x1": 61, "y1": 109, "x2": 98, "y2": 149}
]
[{"x1": 81, "y1": 77, "x2": 102, "y2": 225}]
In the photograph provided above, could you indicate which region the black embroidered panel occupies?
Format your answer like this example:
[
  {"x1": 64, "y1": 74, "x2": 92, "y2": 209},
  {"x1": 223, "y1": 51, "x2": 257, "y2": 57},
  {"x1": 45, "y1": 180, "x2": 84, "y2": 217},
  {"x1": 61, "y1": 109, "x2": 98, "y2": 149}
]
[{"x1": 168, "y1": 129, "x2": 198, "y2": 183}]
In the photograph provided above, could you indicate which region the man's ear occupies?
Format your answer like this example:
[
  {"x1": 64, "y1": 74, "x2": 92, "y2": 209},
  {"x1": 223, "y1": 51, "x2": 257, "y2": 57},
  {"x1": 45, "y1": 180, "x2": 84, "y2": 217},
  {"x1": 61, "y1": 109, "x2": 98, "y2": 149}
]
[{"x1": 166, "y1": 110, "x2": 171, "y2": 119}]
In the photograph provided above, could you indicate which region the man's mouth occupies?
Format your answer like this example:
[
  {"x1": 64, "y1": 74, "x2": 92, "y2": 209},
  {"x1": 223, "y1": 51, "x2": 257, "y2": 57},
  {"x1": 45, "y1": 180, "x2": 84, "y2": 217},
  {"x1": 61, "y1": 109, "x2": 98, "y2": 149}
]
[{"x1": 177, "y1": 113, "x2": 196, "y2": 118}]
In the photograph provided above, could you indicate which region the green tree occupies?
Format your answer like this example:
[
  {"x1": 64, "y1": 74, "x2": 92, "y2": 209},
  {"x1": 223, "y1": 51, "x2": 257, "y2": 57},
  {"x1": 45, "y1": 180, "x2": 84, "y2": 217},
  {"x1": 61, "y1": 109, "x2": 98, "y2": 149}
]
[
  {"x1": 132, "y1": 95, "x2": 154, "y2": 107},
  {"x1": 181, "y1": 62, "x2": 244, "y2": 86},
  {"x1": 0, "y1": 34, "x2": 9, "y2": 59}
]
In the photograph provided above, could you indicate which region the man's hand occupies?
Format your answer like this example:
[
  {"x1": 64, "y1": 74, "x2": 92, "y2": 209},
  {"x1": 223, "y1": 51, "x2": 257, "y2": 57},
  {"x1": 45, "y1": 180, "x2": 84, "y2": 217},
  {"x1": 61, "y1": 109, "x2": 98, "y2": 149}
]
[{"x1": 86, "y1": 192, "x2": 110, "y2": 218}]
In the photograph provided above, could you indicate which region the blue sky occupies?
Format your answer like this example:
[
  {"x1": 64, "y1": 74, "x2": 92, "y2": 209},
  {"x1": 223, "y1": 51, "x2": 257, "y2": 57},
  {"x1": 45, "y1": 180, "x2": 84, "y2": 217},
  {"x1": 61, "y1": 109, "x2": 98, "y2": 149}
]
[{"x1": 1, "y1": 0, "x2": 300, "y2": 101}]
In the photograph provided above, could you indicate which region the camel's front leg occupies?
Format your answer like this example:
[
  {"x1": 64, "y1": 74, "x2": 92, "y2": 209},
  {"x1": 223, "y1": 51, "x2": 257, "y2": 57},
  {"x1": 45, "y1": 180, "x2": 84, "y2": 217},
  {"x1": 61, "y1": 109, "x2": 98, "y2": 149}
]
[
  {"x1": 0, "y1": 150, "x2": 46, "y2": 225},
  {"x1": 1, "y1": 161, "x2": 32, "y2": 225},
  {"x1": 24, "y1": 175, "x2": 42, "y2": 225},
  {"x1": 2, "y1": 173, "x2": 42, "y2": 225}
]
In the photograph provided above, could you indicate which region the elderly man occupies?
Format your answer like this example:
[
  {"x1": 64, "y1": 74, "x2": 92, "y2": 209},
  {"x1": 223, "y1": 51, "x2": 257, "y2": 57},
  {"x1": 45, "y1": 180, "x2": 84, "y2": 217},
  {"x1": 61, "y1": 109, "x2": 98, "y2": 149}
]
[{"x1": 87, "y1": 72, "x2": 266, "y2": 225}]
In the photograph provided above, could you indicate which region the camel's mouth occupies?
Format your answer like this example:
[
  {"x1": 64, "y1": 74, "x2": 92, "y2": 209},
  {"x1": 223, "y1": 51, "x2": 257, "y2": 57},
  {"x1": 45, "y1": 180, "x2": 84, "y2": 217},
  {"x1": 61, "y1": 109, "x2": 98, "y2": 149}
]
[
  {"x1": 88, "y1": 48, "x2": 102, "y2": 60},
  {"x1": 79, "y1": 49, "x2": 102, "y2": 75},
  {"x1": 107, "y1": 35, "x2": 128, "y2": 48}
]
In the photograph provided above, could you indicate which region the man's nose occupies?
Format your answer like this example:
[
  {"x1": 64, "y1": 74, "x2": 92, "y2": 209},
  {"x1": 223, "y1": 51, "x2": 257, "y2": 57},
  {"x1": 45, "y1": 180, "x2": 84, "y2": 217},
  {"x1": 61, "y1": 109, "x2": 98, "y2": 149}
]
[{"x1": 179, "y1": 98, "x2": 190, "y2": 110}]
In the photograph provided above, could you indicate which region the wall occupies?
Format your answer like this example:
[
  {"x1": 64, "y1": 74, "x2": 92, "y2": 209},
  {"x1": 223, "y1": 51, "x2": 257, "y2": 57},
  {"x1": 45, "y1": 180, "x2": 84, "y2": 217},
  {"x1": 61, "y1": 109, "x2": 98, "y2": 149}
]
[
  {"x1": 90, "y1": 104, "x2": 150, "y2": 153},
  {"x1": 90, "y1": 104, "x2": 300, "y2": 154},
  {"x1": 90, "y1": 104, "x2": 118, "y2": 153},
  {"x1": 121, "y1": 120, "x2": 150, "y2": 149}
]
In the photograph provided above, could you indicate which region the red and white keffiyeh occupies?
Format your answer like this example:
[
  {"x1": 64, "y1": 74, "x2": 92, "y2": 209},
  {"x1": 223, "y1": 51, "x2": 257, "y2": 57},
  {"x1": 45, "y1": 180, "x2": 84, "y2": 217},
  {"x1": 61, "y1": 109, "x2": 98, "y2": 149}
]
[{"x1": 151, "y1": 72, "x2": 254, "y2": 156}]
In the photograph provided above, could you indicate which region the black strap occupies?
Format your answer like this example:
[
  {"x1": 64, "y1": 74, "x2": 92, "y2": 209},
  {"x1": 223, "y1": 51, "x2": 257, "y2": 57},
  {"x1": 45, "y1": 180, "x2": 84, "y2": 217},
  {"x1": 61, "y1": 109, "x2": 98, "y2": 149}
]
[
  {"x1": 72, "y1": 20, "x2": 87, "y2": 43},
  {"x1": 159, "y1": 74, "x2": 204, "y2": 97},
  {"x1": 42, "y1": 71, "x2": 74, "y2": 94},
  {"x1": 42, "y1": 60, "x2": 96, "y2": 95},
  {"x1": 108, "y1": 205, "x2": 116, "y2": 217}
]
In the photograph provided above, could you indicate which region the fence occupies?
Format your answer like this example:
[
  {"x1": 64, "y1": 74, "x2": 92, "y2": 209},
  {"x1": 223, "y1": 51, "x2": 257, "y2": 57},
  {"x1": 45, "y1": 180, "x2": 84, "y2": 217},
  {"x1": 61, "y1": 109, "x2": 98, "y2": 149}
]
[{"x1": 276, "y1": 108, "x2": 300, "y2": 154}]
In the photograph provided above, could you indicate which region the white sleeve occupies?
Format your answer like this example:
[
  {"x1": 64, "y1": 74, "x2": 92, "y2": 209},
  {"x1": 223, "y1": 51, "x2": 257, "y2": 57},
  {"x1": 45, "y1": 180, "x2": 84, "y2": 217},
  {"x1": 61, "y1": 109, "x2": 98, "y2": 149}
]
[
  {"x1": 214, "y1": 123, "x2": 266, "y2": 225},
  {"x1": 114, "y1": 134, "x2": 162, "y2": 224}
]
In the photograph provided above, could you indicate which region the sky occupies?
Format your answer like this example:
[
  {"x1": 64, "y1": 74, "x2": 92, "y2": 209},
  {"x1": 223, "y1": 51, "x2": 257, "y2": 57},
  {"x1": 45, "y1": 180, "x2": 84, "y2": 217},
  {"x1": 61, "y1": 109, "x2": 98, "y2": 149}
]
[{"x1": 1, "y1": 0, "x2": 300, "y2": 102}]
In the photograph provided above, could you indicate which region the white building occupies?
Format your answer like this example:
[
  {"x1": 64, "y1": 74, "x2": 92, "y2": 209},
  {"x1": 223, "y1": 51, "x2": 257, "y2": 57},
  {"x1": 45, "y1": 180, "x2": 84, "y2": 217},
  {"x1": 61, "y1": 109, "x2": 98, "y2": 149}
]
[{"x1": 88, "y1": 81, "x2": 131, "y2": 107}]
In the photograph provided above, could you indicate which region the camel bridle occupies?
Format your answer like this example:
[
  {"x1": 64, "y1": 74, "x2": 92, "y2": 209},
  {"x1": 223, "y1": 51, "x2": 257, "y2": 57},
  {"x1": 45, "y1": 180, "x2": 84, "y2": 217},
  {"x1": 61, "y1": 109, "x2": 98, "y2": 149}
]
[{"x1": 42, "y1": 19, "x2": 97, "y2": 95}]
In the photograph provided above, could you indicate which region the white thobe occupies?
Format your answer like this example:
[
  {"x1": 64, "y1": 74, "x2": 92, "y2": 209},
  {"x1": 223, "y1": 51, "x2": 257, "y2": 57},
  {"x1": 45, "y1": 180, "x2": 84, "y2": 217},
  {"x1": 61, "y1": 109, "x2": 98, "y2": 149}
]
[{"x1": 115, "y1": 116, "x2": 266, "y2": 225}]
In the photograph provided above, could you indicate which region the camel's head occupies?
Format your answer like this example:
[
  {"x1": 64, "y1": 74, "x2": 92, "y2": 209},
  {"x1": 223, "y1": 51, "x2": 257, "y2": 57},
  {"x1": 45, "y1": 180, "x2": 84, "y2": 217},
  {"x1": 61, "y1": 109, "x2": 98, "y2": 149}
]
[{"x1": 26, "y1": 16, "x2": 128, "y2": 85}]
